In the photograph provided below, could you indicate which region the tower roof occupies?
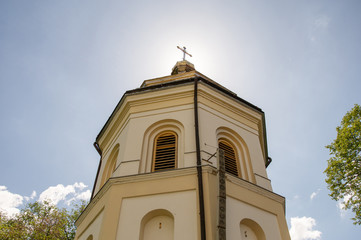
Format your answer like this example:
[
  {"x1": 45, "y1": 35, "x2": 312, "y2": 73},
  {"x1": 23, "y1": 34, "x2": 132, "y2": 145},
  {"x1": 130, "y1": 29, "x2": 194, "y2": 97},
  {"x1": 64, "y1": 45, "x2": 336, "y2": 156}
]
[
  {"x1": 140, "y1": 61, "x2": 235, "y2": 96},
  {"x1": 96, "y1": 61, "x2": 264, "y2": 143}
]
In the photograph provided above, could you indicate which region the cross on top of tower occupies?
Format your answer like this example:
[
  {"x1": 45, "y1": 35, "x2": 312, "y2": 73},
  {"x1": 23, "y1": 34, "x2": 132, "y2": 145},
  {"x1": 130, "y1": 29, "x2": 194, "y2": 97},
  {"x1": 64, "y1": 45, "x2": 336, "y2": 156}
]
[{"x1": 177, "y1": 46, "x2": 192, "y2": 61}]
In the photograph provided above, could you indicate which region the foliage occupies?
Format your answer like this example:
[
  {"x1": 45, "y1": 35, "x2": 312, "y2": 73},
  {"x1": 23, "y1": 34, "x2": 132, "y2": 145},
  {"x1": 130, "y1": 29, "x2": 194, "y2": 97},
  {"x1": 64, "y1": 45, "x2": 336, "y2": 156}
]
[
  {"x1": 0, "y1": 200, "x2": 86, "y2": 240},
  {"x1": 325, "y1": 104, "x2": 361, "y2": 225}
]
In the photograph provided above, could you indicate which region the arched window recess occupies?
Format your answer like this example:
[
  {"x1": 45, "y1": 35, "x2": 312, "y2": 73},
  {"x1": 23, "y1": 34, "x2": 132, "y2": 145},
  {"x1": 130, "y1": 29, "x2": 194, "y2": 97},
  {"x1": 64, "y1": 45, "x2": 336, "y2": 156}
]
[{"x1": 100, "y1": 144, "x2": 119, "y2": 186}]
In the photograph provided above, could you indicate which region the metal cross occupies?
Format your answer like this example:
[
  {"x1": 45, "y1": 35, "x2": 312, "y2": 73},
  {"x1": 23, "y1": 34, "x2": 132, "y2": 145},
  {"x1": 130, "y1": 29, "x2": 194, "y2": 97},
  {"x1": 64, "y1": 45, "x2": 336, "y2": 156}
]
[{"x1": 177, "y1": 46, "x2": 192, "y2": 61}]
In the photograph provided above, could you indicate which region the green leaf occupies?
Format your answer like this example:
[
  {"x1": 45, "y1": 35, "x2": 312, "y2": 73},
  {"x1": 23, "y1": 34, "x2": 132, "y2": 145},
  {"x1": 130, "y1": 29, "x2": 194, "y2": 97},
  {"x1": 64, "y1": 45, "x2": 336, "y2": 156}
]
[{"x1": 325, "y1": 104, "x2": 361, "y2": 225}]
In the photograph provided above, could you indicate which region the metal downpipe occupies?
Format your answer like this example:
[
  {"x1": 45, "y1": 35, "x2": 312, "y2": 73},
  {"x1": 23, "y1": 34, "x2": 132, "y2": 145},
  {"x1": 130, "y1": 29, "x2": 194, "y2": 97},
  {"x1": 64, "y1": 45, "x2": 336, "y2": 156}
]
[{"x1": 194, "y1": 78, "x2": 206, "y2": 240}]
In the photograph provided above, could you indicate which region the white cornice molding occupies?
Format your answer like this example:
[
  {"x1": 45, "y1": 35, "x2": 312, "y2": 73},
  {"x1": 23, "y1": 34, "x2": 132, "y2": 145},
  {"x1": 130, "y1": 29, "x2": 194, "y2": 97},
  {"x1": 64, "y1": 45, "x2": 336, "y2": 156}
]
[
  {"x1": 76, "y1": 167, "x2": 198, "y2": 226},
  {"x1": 78, "y1": 166, "x2": 285, "y2": 226}
]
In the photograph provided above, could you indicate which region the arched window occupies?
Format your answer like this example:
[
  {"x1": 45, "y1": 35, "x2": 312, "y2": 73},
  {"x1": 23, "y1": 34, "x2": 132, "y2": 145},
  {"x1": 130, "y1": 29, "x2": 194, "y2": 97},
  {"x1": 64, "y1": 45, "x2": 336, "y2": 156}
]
[
  {"x1": 152, "y1": 131, "x2": 177, "y2": 172},
  {"x1": 219, "y1": 139, "x2": 239, "y2": 177},
  {"x1": 140, "y1": 120, "x2": 184, "y2": 173},
  {"x1": 101, "y1": 145, "x2": 119, "y2": 186}
]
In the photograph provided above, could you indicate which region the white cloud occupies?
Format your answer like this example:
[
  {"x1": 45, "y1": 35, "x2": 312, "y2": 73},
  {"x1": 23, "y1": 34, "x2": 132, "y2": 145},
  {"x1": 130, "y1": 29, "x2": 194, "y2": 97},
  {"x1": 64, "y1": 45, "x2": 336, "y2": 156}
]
[
  {"x1": 310, "y1": 192, "x2": 317, "y2": 200},
  {"x1": 73, "y1": 182, "x2": 87, "y2": 190},
  {"x1": 314, "y1": 15, "x2": 330, "y2": 29},
  {"x1": 76, "y1": 190, "x2": 91, "y2": 201},
  {"x1": 65, "y1": 189, "x2": 91, "y2": 206},
  {"x1": 39, "y1": 182, "x2": 90, "y2": 205},
  {"x1": 39, "y1": 184, "x2": 76, "y2": 205},
  {"x1": 0, "y1": 183, "x2": 90, "y2": 217},
  {"x1": 289, "y1": 217, "x2": 322, "y2": 240},
  {"x1": 310, "y1": 189, "x2": 321, "y2": 200},
  {"x1": 30, "y1": 190, "x2": 37, "y2": 199},
  {"x1": 24, "y1": 190, "x2": 37, "y2": 202},
  {"x1": 337, "y1": 194, "x2": 352, "y2": 218},
  {"x1": 309, "y1": 14, "x2": 331, "y2": 42},
  {"x1": 0, "y1": 186, "x2": 24, "y2": 217}
]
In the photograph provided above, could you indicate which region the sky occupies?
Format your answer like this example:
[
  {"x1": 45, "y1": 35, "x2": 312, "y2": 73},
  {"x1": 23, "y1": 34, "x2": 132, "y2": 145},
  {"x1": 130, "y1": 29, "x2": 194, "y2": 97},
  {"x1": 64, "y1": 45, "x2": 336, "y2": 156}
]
[{"x1": 1, "y1": 0, "x2": 361, "y2": 239}]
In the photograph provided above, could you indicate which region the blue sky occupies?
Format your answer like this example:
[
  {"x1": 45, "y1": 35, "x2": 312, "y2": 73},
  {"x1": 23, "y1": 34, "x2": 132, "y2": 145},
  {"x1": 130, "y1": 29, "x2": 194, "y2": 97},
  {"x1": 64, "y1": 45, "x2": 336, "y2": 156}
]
[{"x1": 1, "y1": 1, "x2": 361, "y2": 239}]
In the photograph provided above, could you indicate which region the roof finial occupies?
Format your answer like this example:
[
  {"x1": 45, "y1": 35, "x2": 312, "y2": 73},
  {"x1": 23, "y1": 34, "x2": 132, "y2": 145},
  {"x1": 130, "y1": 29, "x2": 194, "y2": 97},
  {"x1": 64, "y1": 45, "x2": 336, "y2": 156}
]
[{"x1": 177, "y1": 46, "x2": 192, "y2": 61}]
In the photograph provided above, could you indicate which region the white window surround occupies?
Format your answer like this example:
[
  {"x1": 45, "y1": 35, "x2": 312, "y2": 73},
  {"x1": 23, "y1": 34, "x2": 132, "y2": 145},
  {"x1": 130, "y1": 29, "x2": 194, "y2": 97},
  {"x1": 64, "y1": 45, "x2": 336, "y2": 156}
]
[
  {"x1": 140, "y1": 119, "x2": 184, "y2": 173},
  {"x1": 216, "y1": 127, "x2": 255, "y2": 183}
]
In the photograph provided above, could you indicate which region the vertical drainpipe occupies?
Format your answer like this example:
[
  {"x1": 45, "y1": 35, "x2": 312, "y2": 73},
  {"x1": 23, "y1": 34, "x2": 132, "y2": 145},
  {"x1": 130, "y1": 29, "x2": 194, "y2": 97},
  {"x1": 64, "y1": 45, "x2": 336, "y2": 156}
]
[{"x1": 194, "y1": 78, "x2": 206, "y2": 240}]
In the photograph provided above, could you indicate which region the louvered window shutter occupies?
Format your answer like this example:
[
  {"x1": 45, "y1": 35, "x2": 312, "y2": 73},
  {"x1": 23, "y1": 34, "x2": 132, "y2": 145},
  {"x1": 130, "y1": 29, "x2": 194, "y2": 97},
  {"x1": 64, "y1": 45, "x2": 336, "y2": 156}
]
[
  {"x1": 153, "y1": 132, "x2": 177, "y2": 171},
  {"x1": 219, "y1": 140, "x2": 239, "y2": 176}
]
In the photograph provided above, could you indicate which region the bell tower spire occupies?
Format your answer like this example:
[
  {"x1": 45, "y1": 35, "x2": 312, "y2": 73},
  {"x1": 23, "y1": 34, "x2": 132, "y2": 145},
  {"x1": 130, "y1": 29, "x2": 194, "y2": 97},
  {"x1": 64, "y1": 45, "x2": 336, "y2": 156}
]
[{"x1": 171, "y1": 46, "x2": 195, "y2": 75}]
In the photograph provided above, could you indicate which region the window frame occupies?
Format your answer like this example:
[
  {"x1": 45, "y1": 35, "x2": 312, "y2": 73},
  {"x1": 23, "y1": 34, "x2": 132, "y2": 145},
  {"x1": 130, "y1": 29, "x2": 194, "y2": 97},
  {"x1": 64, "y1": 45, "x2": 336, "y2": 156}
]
[
  {"x1": 152, "y1": 131, "x2": 178, "y2": 172},
  {"x1": 218, "y1": 138, "x2": 241, "y2": 177}
]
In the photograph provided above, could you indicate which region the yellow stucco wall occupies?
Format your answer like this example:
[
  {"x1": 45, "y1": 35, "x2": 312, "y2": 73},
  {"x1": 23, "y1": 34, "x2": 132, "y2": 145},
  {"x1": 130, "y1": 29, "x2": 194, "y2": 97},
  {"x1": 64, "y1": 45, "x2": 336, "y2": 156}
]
[
  {"x1": 93, "y1": 80, "x2": 271, "y2": 195},
  {"x1": 75, "y1": 167, "x2": 290, "y2": 240},
  {"x1": 76, "y1": 70, "x2": 290, "y2": 239}
]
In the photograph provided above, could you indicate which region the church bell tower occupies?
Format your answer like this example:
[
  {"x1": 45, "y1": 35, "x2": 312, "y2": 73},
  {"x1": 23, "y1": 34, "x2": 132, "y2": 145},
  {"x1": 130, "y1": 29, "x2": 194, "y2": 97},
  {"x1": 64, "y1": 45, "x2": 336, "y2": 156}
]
[{"x1": 75, "y1": 53, "x2": 291, "y2": 240}]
